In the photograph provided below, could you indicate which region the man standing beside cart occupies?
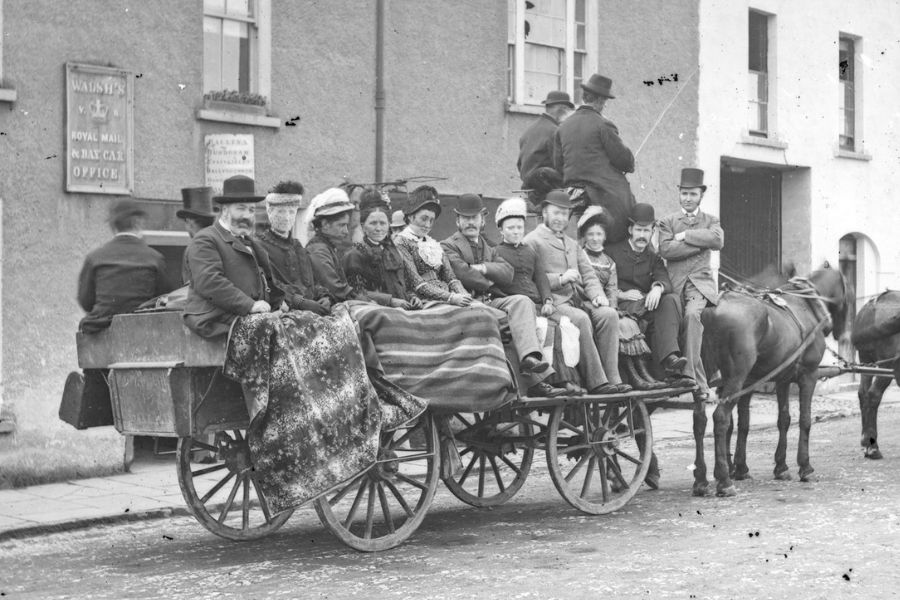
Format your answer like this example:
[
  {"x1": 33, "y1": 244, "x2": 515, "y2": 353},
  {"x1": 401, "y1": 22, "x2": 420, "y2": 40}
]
[{"x1": 183, "y1": 175, "x2": 284, "y2": 338}]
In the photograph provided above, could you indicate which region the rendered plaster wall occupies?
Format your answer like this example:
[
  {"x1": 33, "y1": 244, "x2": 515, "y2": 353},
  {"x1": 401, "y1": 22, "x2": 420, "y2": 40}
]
[{"x1": 697, "y1": 0, "x2": 900, "y2": 288}]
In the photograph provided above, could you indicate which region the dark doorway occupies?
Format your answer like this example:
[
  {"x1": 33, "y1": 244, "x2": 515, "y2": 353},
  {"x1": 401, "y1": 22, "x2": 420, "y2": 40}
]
[
  {"x1": 839, "y1": 235, "x2": 858, "y2": 361},
  {"x1": 719, "y1": 163, "x2": 782, "y2": 280}
]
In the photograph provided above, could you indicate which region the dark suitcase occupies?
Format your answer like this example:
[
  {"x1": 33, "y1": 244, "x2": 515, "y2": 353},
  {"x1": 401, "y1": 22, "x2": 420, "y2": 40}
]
[{"x1": 59, "y1": 369, "x2": 114, "y2": 429}]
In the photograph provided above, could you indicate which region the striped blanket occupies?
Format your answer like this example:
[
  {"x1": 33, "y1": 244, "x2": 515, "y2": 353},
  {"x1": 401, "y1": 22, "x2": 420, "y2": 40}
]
[{"x1": 349, "y1": 302, "x2": 516, "y2": 412}]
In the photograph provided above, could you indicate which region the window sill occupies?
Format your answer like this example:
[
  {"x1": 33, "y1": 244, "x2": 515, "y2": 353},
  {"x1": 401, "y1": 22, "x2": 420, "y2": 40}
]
[
  {"x1": 739, "y1": 133, "x2": 788, "y2": 149},
  {"x1": 506, "y1": 102, "x2": 545, "y2": 116},
  {"x1": 196, "y1": 108, "x2": 281, "y2": 129},
  {"x1": 834, "y1": 148, "x2": 872, "y2": 161},
  {"x1": 0, "y1": 87, "x2": 18, "y2": 103}
]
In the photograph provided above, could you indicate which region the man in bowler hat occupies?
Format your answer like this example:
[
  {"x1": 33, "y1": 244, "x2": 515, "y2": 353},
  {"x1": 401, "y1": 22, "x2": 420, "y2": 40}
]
[
  {"x1": 177, "y1": 186, "x2": 216, "y2": 284},
  {"x1": 517, "y1": 90, "x2": 574, "y2": 186},
  {"x1": 553, "y1": 73, "x2": 636, "y2": 244},
  {"x1": 183, "y1": 175, "x2": 284, "y2": 338},
  {"x1": 658, "y1": 168, "x2": 724, "y2": 401}
]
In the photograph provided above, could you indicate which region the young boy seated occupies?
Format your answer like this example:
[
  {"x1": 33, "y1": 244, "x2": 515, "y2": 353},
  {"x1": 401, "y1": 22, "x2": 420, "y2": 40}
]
[{"x1": 491, "y1": 198, "x2": 610, "y2": 396}]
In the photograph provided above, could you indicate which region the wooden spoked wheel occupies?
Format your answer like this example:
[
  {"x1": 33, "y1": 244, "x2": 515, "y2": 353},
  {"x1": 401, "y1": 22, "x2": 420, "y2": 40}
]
[
  {"x1": 314, "y1": 413, "x2": 440, "y2": 552},
  {"x1": 177, "y1": 430, "x2": 293, "y2": 541},
  {"x1": 441, "y1": 412, "x2": 534, "y2": 507},
  {"x1": 546, "y1": 399, "x2": 653, "y2": 515}
]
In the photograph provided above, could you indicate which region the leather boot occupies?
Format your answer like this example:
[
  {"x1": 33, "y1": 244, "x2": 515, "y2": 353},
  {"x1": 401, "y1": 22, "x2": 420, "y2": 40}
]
[
  {"x1": 634, "y1": 355, "x2": 668, "y2": 390},
  {"x1": 623, "y1": 355, "x2": 654, "y2": 390}
]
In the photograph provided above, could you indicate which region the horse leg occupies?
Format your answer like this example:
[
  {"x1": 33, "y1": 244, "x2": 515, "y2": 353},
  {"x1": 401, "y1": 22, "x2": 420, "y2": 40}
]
[
  {"x1": 725, "y1": 404, "x2": 734, "y2": 477},
  {"x1": 732, "y1": 394, "x2": 752, "y2": 480},
  {"x1": 796, "y1": 371, "x2": 816, "y2": 481},
  {"x1": 692, "y1": 396, "x2": 709, "y2": 497},
  {"x1": 713, "y1": 400, "x2": 737, "y2": 496},
  {"x1": 859, "y1": 374, "x2": 889, "y2": 459},
  {"x1": 773, "y1": 380, "x2": 792, "y2": 480}
]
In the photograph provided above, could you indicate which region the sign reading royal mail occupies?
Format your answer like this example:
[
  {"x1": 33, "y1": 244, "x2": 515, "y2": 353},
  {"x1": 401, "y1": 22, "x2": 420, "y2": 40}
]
[{"x1": 65, "y1": 63, "x2": 134, "y2": 195}]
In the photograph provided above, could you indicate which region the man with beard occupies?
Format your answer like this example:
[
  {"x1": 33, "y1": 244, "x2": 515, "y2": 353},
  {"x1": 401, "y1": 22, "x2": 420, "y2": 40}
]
[
  {"x1": 523, "y1": 190, "x2": 631, "y2": 394},
  {"x1": 183, "y1": 175, "x2": 284, "y2": 338},
  {"x1": 441, "y1": 194, "x2": 556, "y2": 387},
  {"x1": 553, "y1": 74, "x2": 636, "y2": 243},
  {"x1": 658, "y1": 168, "x2": 724, "y2": 402},
  {"x1": 605, "y1": 203, "x2": 689, "y2": 381},
  {"x1": 254, "y1": 180, "x2": 331, "y2": 316}
]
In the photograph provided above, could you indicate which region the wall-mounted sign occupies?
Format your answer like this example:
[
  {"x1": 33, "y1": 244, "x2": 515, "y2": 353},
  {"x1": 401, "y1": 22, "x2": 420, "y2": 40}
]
[
  {"x1": 204, "y1": 134, "x2": 255, "y2": 195},
  {"x1": 65, "y1": 63, "x2": 134, "y2": 195}
]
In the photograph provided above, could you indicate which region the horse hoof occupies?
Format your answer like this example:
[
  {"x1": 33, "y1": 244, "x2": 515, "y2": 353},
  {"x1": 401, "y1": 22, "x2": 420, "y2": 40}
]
[
  {"x1": 733, "y1": 471, "x2": 752, "y2": 481},
  {"x1": 716, "y1": 485, "x2": 738, "y2": 498},
  {"x1": 644, "y1": 472, "x2": 660, "y2": 490},
  {"x1": 692, "y1": 482, "x2": 709, "y2": 497},
  {"x1": 799, "y1": 467, "x2": 815, "y2": 482},
  {"x1": 774, "y1": 470, "x2": 792, "y2": 481},
  {"x1": 864, "y1": 449, "x2": 884, "y2": 460}
]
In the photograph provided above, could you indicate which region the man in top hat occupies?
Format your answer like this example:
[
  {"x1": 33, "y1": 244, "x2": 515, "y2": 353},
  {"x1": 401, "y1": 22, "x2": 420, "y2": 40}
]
[
  {"x1": 523, "y1": 190, "x2": 631, "y2": 394},
  {"x1": 177, "y1": 186, "x2": 216, "y2": 284},
  {"x1": 78, "y1": 199, "x2": 172, "y2": 333},
  {"x1": 517, "y1": 91, "x2": 575, "y2": 186},
  {"x1": 604, "y1": 203, "x2": 690, "y2": 381},
  {"x1": 553, "y1": 73, "x2": 636, "y2": 244},
  {"x1": 658, "y1": 168, "x2": 724, "y2": 401},
  {"x1": 306, "y1": 187, "x2": 369, "y2": 303},
  {"x1": 441, "y1": 194, "x2": 561, "y2": 394},
  {"x1": 254, "y1": 180, "x2": 331, "y2": 316},
  {"x1": 183, "y1": 175, "x2": 284, "y2": 338}
]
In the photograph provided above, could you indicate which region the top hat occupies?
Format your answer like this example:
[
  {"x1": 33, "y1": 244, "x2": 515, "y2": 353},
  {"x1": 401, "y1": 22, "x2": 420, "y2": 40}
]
[
  {"x1": 213, "y1": 175, "x2": 264, "y2": 204},
  {"x1": 541, "y1": 90, "x2": 575, "y2": 109},
  {"x1": 390, "y1": 210, "x2": 406, "y2": 228},
  {"x1": 108, "y1": 198, "x2": 146, "y2": 224},
  {"x1": 628, "y1": 203, "x2": 657, "y2": 226},
  {"x1": 177, "y1": 187, "x2": 216, "y2": 220},
  {"x1": 581, "y1": 74, "x2": 616, "y2": 99},
  {"x1": 405, "y1": 185, "x2": 442, "y2": 218},
  {"x1": 677, "y1": 168, "x2": 707, "y2": 191},
  {"x1": 541, "y1": 189, "x2": 575, "y2": 210},
  {"x1": 454, "y1": 193, "x2": 486, "y2": 217}
]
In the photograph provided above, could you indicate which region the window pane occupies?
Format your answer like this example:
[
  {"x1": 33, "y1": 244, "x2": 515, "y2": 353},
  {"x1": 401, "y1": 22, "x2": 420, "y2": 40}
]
[
  {"x1": 203, "y1": 17, "x2": 223, "y2": 92},
  {"x1": 508, "y1": 44, "x2": 515, "y2": 99},
  {"x1": 841, "y1": 80, "x2": 854, "y2": 111},
  {"x1": 225, "y1": 0, "x2": 251, "y2": 18},
  {"x1": 508, "y1": 0, "x2": 516, "y2": 44},
  {"x1": 575, "y1": 0, "x2": 586, "y2": 22},
  {"x1": 748, "y1": 11, "x2": 767, "y2": 72},
  {"x1": 221, "y1": 20, "x2": 248, "y2": 91},
  {"x1": 528, "y1": 0, "x2": 566, "y2": 47},
  {"x1": 839, "y1": 38, "x2": 853, "y2": 81},
  {"x1": 524, "y1": 44, "x2": 563, "y2": 104},
  {"x1": 204, "y1": 0, "x2": 225, "y2": 15},
  {"x1": 576, "y1": 24, "x2": 585, "y2": 50}
]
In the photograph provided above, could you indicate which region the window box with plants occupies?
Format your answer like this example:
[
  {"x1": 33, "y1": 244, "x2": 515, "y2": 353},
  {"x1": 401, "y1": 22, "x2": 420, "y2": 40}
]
[{"x1": 203, "y1": 90, "x2": 268, "y2": 115}]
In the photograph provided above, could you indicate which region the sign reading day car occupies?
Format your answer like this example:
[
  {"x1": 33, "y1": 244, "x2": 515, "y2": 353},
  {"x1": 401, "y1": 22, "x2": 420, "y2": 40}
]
[{"x1": 65, "y1": 63, "x2": 134, "y2": 195}]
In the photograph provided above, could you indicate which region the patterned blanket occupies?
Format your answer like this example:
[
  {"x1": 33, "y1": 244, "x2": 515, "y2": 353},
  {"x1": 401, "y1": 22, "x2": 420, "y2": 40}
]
[
  {"x1": 349, "y1": 302, "x2": 516, "y2": 412},
  {"x1": 224, "y1": 305, "x2": 426, "y2": 513}
]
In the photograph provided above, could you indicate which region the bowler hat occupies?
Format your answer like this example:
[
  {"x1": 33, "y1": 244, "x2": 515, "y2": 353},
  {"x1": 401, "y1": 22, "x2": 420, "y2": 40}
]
[
  {"x1": 213, "y1": 175, "x2": 264, "y2": 204},
  {"x1": 541, "y1": 189, "x2": 575, "y2": 210},
  {"x1": 581, "y1": 74, "x2": 616, "y2": 99},
  {"x1": 177, "y1": 187, "x2": 216, "y2": 220},
  {"x1": 108, "y1": 198, "x2": 146, "y2": 224},
  {"x1": 541, "y1": 90, "x2": 575, "y2": 109},
  {"x1": 629, "y1": 203, "x2": 656, "y2": 226},
  {"x1": 454, "y1": 194, "x2": 486, "y2": 217},
  {"x1": 677, "y1": 168, "x2": 707, "y2": 192},
  {"x1": 405, "y1": 185, "x2": 442, "y2": 218}
]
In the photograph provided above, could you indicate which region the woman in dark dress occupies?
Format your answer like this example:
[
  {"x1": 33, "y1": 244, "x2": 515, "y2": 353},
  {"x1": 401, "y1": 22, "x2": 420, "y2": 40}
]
[{"x1": 343, "y1": 189, "x2": 422, "y2": 309}]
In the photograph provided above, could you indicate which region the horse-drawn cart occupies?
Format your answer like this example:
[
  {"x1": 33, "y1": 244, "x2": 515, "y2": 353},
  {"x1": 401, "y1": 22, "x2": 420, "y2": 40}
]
[{"x1": 68, "y1": 310, "x2": 691, "y2": 552}]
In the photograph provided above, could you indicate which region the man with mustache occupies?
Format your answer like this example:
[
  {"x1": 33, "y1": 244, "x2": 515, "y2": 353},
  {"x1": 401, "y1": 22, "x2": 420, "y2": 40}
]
[
  {"x1": 605, "y1": 203, "x2": 689, "y2": 382},
  {"x1": 441, "y1": 194, "x2": 561, "y2": 394},
  {"x1": 183, "y1": 175, "x2": 284, "y2": 338},
  {"x1": 658, "y1": 168, "x2": 724, "y2": 402},
  {"x1": 254, "y1": 180, "x2": 331, "y2": 316}
]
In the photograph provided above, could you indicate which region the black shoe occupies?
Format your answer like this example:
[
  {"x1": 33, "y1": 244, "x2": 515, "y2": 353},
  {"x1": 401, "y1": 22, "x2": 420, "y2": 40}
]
[
  {"x1": 526, "y1": 381, "x2": 568, "y2": 398},
  {"x1": 661, "y1": 353, "x2": 688, "y2": 374},
  {"x1": 520, "y1": 354, "x2": 549, "y2": 374},
  {"x1": 588, "y1": 383, "x2": 618, "y2": 395},
  {"x1": 634, "y1": 355, "x2": 669, "y2": 389},
  {"x1": 612, "y1": 382, "x2": 633, "y2": 393}
]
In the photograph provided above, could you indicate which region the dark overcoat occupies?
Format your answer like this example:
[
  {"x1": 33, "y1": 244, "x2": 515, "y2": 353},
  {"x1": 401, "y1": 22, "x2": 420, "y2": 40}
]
[
  {"x1": 440, "y1": 231, "x2": 513, "y2": 297},
  {"x1": 77, "y1": 234, "x2": 171, "y2": 333},
  {"x1": 255, "y1": 227, "x2": 329, "y2": 311},
  {"x1": 517, "y1": 113, "x2": 559, "y2": 182},
  {"x1": 605, "y1": 240, "x2": 673, "y2": 295},
  {"x1": 183, "y1": 222, "x2": 283, "y2": 338}
]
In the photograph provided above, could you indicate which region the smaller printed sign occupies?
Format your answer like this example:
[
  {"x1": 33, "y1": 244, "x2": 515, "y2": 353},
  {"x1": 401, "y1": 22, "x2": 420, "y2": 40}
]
[
  {"x1": 65, "y1": 63, "x2": 134, "y2": 195},
  {"x1": 204, "y1": 134, "x2": 255, "y2": 195}
]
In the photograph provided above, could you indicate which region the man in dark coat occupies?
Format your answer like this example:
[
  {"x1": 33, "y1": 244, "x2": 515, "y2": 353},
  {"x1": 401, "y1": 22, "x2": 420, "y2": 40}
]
[
  {"x1": 77, "y1": 199, "x2": 171, "y2": 333},
  {"x1": 183, "y1": 175, "x2": 284, "y2": 338},
  {"x1": 177, "y1": 186, "x2": 216, "y2": 284},
  {"x1": 553, "y1": 73, "x2": 636, "y2": 244},
  {"x1": 255, "y1": 180, "x2": 331, "y2": 316},
  {"x1": 517, "y1": 91, "x2": 574, "y2": 185},
  {"x1": 605, "y1": 203, "x2": 688, "y2": 380}
]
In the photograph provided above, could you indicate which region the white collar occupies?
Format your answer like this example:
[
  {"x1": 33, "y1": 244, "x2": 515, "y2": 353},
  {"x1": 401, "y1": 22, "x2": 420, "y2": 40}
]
[{"x1": 682, "y1": 209, "x2": 699, "y2": 217}]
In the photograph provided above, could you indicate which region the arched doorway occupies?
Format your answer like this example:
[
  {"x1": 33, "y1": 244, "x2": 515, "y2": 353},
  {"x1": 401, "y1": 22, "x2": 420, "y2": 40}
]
[{"x1": 838, "y1": 232, "x2": 880, "y2": 361}]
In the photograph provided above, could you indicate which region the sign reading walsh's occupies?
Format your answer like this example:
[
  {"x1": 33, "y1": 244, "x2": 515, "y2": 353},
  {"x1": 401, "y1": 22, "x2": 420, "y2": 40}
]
[{"x1": 65, "y1": 63, "x2": 134, "y2": 195}]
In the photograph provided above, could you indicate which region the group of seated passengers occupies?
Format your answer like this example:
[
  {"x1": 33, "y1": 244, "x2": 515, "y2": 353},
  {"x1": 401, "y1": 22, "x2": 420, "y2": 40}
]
[{"x1": 76, "y1": 174, "x2": 706, "y2": 402}]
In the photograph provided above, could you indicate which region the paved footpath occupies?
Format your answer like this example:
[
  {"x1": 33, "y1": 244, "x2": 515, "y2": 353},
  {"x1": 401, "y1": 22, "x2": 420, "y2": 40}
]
[{"x1": 1, "y1": 386, "x2": 896, "y2": 541}]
